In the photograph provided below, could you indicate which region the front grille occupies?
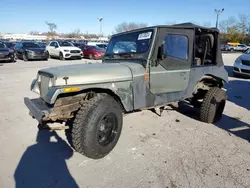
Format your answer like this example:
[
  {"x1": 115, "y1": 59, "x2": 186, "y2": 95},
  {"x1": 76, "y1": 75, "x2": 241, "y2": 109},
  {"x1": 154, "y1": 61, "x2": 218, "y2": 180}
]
[
  {"x1": 35, "y1": 51, "x2": 44, "y2": 55},
  {"x1": 70, "y1": 50, "x2": 81, "y2": 53},
  {"x1": 39, "y1": 75, "x2": 50, "y2": 99},
  {"x1": 242, "y1": 60, "x2": 250, "y2": 66},
  {"x1": 234, "y1": 67, "x2": 239, "y2": 71},
  {"x1": 0, "y1": 53, "x2": 10, "y2": 58},
  {"x1": 241, "y1": 69, "x2": 250, "y2": 74}
]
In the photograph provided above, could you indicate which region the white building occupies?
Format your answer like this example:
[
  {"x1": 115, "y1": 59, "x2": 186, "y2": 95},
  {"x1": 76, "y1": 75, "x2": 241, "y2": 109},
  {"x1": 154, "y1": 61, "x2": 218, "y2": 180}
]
[{"x1": 1, "y1": 34, "x2": 48, "y2": 40}]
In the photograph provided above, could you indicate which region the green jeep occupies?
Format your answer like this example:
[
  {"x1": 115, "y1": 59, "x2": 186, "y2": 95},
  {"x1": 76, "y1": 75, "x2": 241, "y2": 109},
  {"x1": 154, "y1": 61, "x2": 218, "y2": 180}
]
[{"x1": 24, "y1": 23, "x2": 228, "y2": 159}]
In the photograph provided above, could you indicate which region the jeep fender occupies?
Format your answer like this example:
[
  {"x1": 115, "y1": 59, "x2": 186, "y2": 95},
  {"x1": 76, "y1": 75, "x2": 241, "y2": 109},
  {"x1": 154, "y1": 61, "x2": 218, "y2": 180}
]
[{"x1": 48, "y1": 81, "x2": 134, "y2": 112}]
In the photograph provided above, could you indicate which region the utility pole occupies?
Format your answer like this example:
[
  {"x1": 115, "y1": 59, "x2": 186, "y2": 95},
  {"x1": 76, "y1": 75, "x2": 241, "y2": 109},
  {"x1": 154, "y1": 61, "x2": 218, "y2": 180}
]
[
  {"x1": 97, "y1": 17, "x2": 103, "y2": 37},
  {"x1": 215, "y1": 8, "x2": 224, "y2": 28}
]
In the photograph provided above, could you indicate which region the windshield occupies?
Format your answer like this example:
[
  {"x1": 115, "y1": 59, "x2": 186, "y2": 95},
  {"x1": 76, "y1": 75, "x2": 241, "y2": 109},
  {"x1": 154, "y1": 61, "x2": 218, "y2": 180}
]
[
  {"x1": 5, "y1": 43, "x2": 15, "y2": 48},
  {"x1": 37, "y1": 42, "x2": 46, "y2": 48},
  {"x1": 0, "y1": 43, "x2": 7, "y2": 48},
  {"x1": 23, "y1": 42, "x2": 40, "y2": 48},
  {"x1": 58, "y1": 41, "x2": 73, "y2": 47},
  {"x1": 105, "y1": 29, "x2": 153, "y2": 58},
  {"x1": 91, "y1": 45, "x2": 103, "y2": 51}
]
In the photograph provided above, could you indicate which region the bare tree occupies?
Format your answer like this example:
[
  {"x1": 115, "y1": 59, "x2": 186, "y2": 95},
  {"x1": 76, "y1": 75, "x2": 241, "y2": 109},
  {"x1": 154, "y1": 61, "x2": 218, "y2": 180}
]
[
  {"x1": 64, "y1": 29, "x2": 82, "y2": 38},
  {"x1": 45, "y1": 21, "x2": 57, "y2": 34},
  {"x1": 29, "y1": 31, "x2": 39, "y2": 35},
  {"x1": 114, "y1": 22, "x2": 148, "y2": 33},
  {"x1": 237, "y1": 14, "x2": 250, "y2": 34},
  {"x1": 219, "y1": 16, "x2": 237, "y2": 33},
  {"x1": 218, "y1": 15, "x2": 250, "y2": 44}
]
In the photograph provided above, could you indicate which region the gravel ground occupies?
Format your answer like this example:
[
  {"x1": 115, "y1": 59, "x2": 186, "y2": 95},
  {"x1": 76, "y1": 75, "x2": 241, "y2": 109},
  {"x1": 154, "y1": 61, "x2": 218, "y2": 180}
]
[{"x1": 0, "y1": 54, "x2": 250, "y2": 188}]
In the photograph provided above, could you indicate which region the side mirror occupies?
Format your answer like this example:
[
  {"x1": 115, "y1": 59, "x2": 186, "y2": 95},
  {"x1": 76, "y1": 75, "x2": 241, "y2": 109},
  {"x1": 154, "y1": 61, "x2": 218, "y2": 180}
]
[
  {"x1": 157, "y1": 43, "x2": 167, "y2": 60},
  {"x1": 55, "y1": 45, "x2": 59, "y2": 48}
]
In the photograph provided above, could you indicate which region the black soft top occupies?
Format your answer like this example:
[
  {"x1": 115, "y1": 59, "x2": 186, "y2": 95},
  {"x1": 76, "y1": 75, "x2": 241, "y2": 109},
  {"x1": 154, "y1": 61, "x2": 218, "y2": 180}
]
[
  {"x1": 113, "y1": 22, "x2": 219, "y2": 36},
  {"x1": 112, "y1": 22, "x2": 224, "y2": 66},
  {"x1": 170, "y1": 22, "x2": 219, "y2": 32}
]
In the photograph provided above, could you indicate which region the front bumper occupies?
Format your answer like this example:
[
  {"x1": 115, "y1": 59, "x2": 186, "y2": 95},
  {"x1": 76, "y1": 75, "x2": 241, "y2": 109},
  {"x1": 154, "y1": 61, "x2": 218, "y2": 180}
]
[
  {"x1": 0, "y1": 53, "x2": 14, "y2": 61},
  {"x1": 24, "y1": 97, "x2": 52, "y2": 123},
  {"x1": 233, "y1": 63, "x2": 250, "y2": 77},
  {"x1": 64, "y1": 53, "x2": 83, "y2": 59},
  {"x1": 27, "y1": 53, "x2": 47, "y2": 60}
]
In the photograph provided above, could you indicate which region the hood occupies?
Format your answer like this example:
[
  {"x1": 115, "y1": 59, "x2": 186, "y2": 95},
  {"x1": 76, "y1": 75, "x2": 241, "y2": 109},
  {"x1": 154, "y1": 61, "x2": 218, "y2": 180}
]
[
  {"x1": 94, "y1": 49, "x2": 105, "y2": 53},
  {"x1": 237, "y1": 53, "x2": 250, "y2": 61},
  {"x1": 59, "y1": 46, "x2": 81, "y2": 51},
  {"x1": 38, "y1": 63, "x2": 135, "y2": 86},
  {"x1": 25, "y1": 47, "x2": 45, "y2": 52}
]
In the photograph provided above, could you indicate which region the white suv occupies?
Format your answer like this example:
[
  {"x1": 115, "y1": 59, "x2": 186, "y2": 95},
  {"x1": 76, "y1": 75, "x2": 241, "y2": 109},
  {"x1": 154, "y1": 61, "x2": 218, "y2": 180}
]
[{"x1": 46, "y1": 41, "x2": 83, "y2": 60}]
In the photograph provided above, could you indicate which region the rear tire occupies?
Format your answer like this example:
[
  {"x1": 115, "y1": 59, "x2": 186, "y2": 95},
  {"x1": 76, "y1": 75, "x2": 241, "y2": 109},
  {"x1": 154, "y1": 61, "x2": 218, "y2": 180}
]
[
  {"x1": 200, "y1": 87, "x2": 227, "y2": 123},
  {"x1": 65, "y1": 94, "x2": 123, "y2": 159}
]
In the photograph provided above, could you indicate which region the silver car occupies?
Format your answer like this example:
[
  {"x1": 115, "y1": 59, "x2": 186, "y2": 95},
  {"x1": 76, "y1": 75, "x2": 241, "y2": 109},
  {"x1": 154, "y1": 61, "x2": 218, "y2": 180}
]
[{"x1": 233, "y1": 48, "x2": 250, "y2": 76}]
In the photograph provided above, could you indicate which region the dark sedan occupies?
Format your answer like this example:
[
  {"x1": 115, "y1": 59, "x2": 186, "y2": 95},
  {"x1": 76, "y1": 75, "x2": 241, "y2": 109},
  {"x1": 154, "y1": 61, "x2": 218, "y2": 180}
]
[
  {"x1": 0, "y1": 42, "x2": 15, "y2": 62},
  {"x1": 14, "y1": 41, "x2": 48, "y2": 61}
]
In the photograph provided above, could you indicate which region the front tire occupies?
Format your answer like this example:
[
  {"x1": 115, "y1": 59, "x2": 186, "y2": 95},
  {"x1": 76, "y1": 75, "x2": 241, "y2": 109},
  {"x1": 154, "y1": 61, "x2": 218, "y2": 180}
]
[
  {"x1": 66, "y1": 94, "x2": 123, "y2": 159},
  {"x1": 45, "y1": 51, "x2": 50, "y2": 59},
  {"x1": 10, "y1": 55, "x2": 16, "y2": 63},
  {"x1": 59, "y1": 52, "x2": 64, "y2": 60},
  {"x1": 200, "y1": 87, "x2": 227, "y2": 123},
  {"x1": 23, "y1": 53, "x2": 28, "y2": 61}
]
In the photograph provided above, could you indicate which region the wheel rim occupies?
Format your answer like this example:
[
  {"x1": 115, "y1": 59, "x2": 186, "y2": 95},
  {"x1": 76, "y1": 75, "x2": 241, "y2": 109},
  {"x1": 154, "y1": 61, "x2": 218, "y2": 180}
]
[
  {"x1": 214, "y1": 100, "x2": 226, "y2": 122},
  {"x1": 60, "y1": 53, "x2": 63, "y2": 60},
  {"x1": 89, "y1": 54, "x2": 93, "y2": 59},
  {"x1": 97, "y1": 113, "x2": 118, "y2": 146}
]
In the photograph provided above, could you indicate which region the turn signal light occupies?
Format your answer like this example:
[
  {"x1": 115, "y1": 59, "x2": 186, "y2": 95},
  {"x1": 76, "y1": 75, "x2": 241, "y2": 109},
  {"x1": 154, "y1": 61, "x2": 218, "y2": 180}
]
[
  {"x1": 144, "y1": 68, "x2": 149, "y2": 81},
  {"x1": 64, "y1": 87, "x2": 79, "y2": 92}
]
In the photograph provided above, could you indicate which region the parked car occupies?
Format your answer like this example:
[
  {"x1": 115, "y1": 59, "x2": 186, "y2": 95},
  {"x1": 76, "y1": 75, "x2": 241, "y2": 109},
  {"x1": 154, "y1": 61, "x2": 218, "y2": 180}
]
[
  {"x1": 227, "y1": 44, "x2": 249, "y2": 52},
  {"x1": 45, "y1": 41, "x2": 83, "y2": 60},
  {"x1": 4, "y1": 42, "x2": 16, "y2": 51},
  {"x1": 0, "y1": 42, "x2": 15, "y2": 62},
  {"x1": 24, "y1": 23, "x2": 228, "y2": 159},
  {"x1": 14, "y1": 41, "x2": 48, "y2": 61},
  {"x1": 82, "y1": 45, "x2": 105, "y2": 59},
  {"x1": 233, "y1": 48, "x2": 250, "y2": 77}
]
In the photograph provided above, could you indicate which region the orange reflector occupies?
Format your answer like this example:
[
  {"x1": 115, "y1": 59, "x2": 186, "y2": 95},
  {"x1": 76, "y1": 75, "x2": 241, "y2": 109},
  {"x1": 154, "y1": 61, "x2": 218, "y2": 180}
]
[
  {"x1": 144, "y1": 68, "x2": 149, "y2": 81},
  {"x1": 64, "y1": 87, "x2": 79, "y2": 92}
]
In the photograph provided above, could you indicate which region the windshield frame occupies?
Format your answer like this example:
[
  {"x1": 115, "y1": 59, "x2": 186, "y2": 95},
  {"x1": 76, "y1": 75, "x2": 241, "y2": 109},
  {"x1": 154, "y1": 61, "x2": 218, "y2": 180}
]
[{"x1": 104, "y1": 28, "x2": 155, "y2": 60}]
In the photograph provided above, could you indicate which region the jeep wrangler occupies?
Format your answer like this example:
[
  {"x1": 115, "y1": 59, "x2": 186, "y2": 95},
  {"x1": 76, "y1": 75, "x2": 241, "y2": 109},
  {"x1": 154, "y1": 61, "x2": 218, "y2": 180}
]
[{"x1": 24, "y1": 23, "x2": 228, "y2": 159}]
